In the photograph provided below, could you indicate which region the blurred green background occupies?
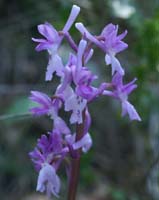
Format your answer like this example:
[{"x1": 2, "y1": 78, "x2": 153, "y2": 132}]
[{"x1": 0, "y1": 0, "x2": 159, "y2": 199}]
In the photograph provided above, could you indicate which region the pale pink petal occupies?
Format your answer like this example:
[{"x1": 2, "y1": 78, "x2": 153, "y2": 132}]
[
  {"x1": 45, "y1": 54, "x2": 64, "y2": 81},
  {"x1": 73, "y1": 133, "x2": 92, "y2": 153},
  {"x1": 122, "y1": 101, "x2": 141, "y2": 121},
  {"x1": 36, "y1": 163, "x2": 60, "y2": 198}
]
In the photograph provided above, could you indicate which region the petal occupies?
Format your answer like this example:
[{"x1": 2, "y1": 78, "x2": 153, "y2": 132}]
[
  {"x1": 112, "y1": 72, "x2": 123, "y2": 87},
  {"x1": 64, "y1": 94, "x2": 76, "y2": 111},
  {"x1": 110, "y1": 55, "x2": 125, "y2": 75},
  {"x1": 38, "y1": 23, "x2": 58, "y2": 42},
  {"x1": 122, "y1": 78, "x2": 137, "y2": 95},
  {"x1": 65, "y1": 133, "x2": 76, "y2": 145},
  {"x1": 66, "y1": 95, "x2": 87, "y2": 124},
  {"x1": 84, "y1": 48, "x2": 94, "y2": 64},
  {"x1": 101, "y1": 23, "x2": 116, "y2": 37},
  {"x1": 35, "y1": 43, "x2": 53, "y2": 52},
  {"x1": 56, "y1": 66, "x2": 72, "y2": 94},
  {"x1": 76, "y1": 85, "x2": 93, "y2": 100},
  {"x1": 82, "y1": 133, "x2": 92, "y2": 153},
  {"x1": 122, "y1": 101, "x2": 141, "y2": 121},
  {"x1": 49, "y1": 130, "x2": 63, "y2": 153},
  {"x1": 32, "y1": 38, "x2": 47, "y2": 43},
  {"x1": 54, "y1": 117, "x2": 70, "y2": 135},
  {"x1": 113, "y1": 41, "x2": 128, "y2": 53},
  {"x1": 105, "y1": 54, "x2": 111, "y2": 65},
  {"x1": 73, "y1": 133, "x2": 92, "y2": 153},
  {"x1": 59, "y1": 85, "x2": 74, "y2": 102},
  {"x1": 84, "y1": 109, "x2": 91, "y2": 135},
  {"x1": 74, "y1": 67, "x2": 95, "y2": 85},
  {"x1": 77, "y1": 39, "x2": 87, "y2": 69},
  {"x1": 70, "y1": 110, "x2": 83, "y2": 124},
  {"x1": 29, "y1": 107, "x2": 49, "y2": 116},
  {"x1": 67, "y1": 53, "x2": 77, "y2": 67},
  {"x1": 76, "y1": 83, "x2": 107, "y2": 101},
  {"x1": 63, "y1": 5, "x2": 80, "y2": 33},
  {"x1": 32, "y1": 38, "x2": 52, "y2": 52},
  {"x1": 45, "y1": 54, "x2": 64, "y2": 81},
  {"x1": 36, "y1": 163, "x2": 61, "y2": 198},
  {"x1": 30, "y1": 91, "x2": 51, "y2": 106},
  {"x1": 117, "y1": 30, "x2": 128, "y2": 40}
]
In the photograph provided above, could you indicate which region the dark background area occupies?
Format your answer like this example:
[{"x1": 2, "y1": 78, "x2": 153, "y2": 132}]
[{"x1": 0, "y1": 0, "x2": 159, "y2": 199}]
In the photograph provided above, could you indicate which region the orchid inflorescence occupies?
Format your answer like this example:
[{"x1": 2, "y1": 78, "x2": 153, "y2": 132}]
[{"x1": 29, "y1": 4, "x2": 141, "y2": 199}]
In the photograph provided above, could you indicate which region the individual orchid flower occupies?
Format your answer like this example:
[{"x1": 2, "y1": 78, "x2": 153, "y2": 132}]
[
  {"x1": 29, "y1": 91, "x2": 70, "y2": 134},
  {"x1": 36, "y1": 163, "x2": 61, "y2": 198},
  {"x1": 32, "y1": 5, "x2": 80, "y2": 81},
  {"x1": 103, "y1": 72, "x2": 141, "y2": 121},
  {"x1": 32, "y1": 23, "x2": 63, "y2": 81},
  {"x1": 32, "y1": 5, "x2": 80, "y2": 54},
  {"x1": 29, "y1": 130, "x2": 64, "y2": 171},
  {"x1": 29, "y1": 132, "x2": 63, "y2": 198},
  {"x1": 75, "y1": 22, "x2": 127, "y2": 75}
]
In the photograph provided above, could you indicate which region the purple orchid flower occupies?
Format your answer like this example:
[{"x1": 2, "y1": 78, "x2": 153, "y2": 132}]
[
  {"x1": 32, "y1": 5, "x2": 80, "y2": 81},
  {"x1": 29, "y1": 130, "x2": 64, "y2": 170},
  {"x1": 32, "y1": 5, "x2": 80, "y2": 53},
  {"x1": 32, "y1": 23, "x2": 64, "y2": 81},
  {"x1": 75, "y1": 22, "x2": 127, "y2": 75},
  {"x1": 29, "y1": 91, "x2": 70, "y2": 134},
  {"x1": 103, "y1": 72, "x2": 141, "y2": 121},
  {"x1": 29, "y1": 131, "x2": 64, "y2": 197}
]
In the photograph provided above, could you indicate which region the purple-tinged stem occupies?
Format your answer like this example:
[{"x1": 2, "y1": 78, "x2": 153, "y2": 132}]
[
  {"x1": 67, "y1": 111, "x2": 85, "y2": 200},
  {"x1": 59, "y1": 31, "x2": 78, "y2": 52},
  {"x1": 64, "y1": 32, "x2": 78, "y2": 52}
]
